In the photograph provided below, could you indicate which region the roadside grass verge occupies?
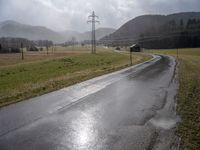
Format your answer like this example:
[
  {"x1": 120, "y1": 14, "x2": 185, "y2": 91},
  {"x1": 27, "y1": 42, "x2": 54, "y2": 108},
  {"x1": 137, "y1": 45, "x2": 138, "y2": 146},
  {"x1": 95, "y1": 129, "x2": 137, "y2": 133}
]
[
  {"x1": 0, "y1": 49, "x2": 151, "y2": 107},
  {"x1": 147, "y1": 48, "x2": 200, "y2": 150}
]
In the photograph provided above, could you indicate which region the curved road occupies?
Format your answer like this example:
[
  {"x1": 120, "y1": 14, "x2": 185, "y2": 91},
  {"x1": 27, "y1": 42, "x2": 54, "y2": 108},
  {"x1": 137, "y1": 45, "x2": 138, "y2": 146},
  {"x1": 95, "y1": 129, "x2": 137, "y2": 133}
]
[{"x1": 0, "y1": 55, "x2": 180, "y2": 150}]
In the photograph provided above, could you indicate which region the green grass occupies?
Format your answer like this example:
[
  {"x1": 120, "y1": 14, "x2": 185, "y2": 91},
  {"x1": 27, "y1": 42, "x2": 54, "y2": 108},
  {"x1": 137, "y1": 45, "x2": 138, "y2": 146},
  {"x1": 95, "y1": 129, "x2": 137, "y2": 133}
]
[
  {"x1": 146, "y1": 48, "x2": 200, "y2": 150},
  {"x1": 0, "y1": 50, "x2": 151, "y2": 107}
]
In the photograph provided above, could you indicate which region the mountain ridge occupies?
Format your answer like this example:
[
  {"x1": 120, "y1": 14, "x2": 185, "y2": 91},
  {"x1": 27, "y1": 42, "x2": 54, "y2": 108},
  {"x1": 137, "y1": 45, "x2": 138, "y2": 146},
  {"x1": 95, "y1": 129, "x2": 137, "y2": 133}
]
[
  {"x1": 100, "y1": 12, "x2": 200, "y2": 48},
  {"x1": 0, "y1": 20, "x2": 116, "y2": 43}
]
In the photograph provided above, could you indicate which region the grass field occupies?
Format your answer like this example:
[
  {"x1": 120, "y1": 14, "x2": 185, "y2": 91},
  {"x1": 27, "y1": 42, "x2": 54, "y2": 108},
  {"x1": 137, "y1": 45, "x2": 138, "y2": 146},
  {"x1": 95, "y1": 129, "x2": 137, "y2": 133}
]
[
  {"x1": 147, "y1": 48, "x2": 200, "y2": 150},
  {"x1": 0, "y1": 46, "x2": 151, "y2": 107},
  {"x1": 0, "y1": 46, "x2": 91, "y2": 66}
]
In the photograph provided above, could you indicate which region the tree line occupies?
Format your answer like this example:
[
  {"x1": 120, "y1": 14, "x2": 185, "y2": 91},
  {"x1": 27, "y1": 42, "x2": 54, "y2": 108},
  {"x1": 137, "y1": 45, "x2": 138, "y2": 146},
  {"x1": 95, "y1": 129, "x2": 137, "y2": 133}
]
[{"x1": 138, "y1": 18, "x2": 200, "y2": 49}]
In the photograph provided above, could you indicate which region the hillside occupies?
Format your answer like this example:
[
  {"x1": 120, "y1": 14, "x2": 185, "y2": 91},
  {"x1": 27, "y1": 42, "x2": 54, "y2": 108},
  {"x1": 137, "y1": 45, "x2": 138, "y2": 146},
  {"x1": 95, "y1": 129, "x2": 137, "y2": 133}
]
[
  {"x1": 80, "y1": 28, "x2": 116, "y2": 41},
  {"x1": 60, "y1": 28, "x2": 116, "y2": 42},
  {"x1": 0, "y1": 20, "x2": 115, "y2": 43},
  {"x1": 0, "y1": 20, "x2": 65, "y2": 43},
  {"x1": 59, "y1": 30, "x2": 81, "y2": 42},
  {"x1": 100, "y1": 12, "x2": 200, "y2": 48}
]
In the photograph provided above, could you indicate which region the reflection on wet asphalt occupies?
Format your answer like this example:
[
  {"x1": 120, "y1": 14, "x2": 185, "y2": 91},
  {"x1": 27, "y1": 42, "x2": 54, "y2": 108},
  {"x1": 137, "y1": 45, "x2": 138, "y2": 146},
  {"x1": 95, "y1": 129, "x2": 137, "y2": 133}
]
[{"x1": 0, "y1": 55, "x2": 180, "y2": 150}]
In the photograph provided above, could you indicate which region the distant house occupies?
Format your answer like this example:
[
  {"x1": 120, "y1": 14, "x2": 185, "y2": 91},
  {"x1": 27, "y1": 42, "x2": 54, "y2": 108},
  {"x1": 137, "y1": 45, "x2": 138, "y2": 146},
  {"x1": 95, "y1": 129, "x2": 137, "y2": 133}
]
[{"x1": 130, "y1": 44, "x2": 141, "y2": 52}]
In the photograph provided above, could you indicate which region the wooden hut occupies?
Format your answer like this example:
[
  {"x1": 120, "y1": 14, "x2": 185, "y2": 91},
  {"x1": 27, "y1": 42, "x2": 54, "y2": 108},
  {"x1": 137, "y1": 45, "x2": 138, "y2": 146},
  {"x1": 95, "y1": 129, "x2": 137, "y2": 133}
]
[{"x1": 130, "y1": 44, "x2": 141, "y2": 52}]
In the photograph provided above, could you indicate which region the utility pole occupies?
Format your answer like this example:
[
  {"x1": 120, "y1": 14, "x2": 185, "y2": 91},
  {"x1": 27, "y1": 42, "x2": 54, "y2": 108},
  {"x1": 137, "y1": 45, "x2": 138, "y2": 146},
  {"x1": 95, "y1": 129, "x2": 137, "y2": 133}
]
[
  {"x1": 54, "y1": 44, "x2": 56, "y2": 52},
  {"x1": 87, "y1": 11, "x2": 100, "y2": 54},
  {"x1": 46, "y1": 41, "x2": 49, "y2": 55},
  {"x1": 176, "y1": 48, "x2": 179, "y2": 59},
  {"x1": 52, "y1": 45, "x2": 54, "y2": 54},
  {"x1": 71, "y1": 36, "x2": 76, "y2": 51},
  {"x1": 130, "y1": 50, "x2": 133, "y2": 65},
  {"x1": 21, "y1": 42, "x2": 24, "y2": 60}
]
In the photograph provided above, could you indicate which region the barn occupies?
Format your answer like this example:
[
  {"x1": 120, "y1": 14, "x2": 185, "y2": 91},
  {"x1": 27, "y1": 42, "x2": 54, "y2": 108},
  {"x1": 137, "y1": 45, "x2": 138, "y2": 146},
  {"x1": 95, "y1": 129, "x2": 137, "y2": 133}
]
[{"x1": 130, "y1": 44, "x2": 141, "y2": 52}]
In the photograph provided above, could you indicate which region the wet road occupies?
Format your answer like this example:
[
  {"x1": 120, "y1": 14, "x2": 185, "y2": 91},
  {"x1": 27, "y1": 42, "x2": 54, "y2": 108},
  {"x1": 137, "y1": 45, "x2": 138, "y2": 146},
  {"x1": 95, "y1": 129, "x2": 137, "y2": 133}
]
[{"x1": 0, "y1": 55, "x2": 180, "y2": 150}]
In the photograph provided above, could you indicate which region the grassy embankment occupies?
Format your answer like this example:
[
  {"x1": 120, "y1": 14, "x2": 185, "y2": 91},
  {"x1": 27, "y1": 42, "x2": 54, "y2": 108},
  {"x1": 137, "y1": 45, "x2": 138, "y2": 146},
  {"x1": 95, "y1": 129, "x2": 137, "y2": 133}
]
[
  {"x1": 0, "y1": 46, "x2": 151, "y2": 107},
  {"x1": 148, "y1": 48, "x2": 200, "y2": 150}
]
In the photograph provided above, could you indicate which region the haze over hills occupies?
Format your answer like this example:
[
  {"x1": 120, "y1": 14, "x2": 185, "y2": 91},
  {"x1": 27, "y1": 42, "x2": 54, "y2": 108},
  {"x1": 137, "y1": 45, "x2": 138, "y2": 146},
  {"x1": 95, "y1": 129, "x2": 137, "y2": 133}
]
[
  {"x1": 1, "y1": 12, "x2": 199, "y2": 47},
  {"x1": 80, "y1": 28, "x2": 116, "y2": 41},
  {"x1": 60, "y1": 28, "x2": 116, "y2": 42},
  {"x1": 0, "y1": 20, "x2": 64, "y2": 43},
  {"x1": 100, "y1": 12, "x2": 200, "y2": 48},
  {"x1": 0, "y1": 20, "x2": 116, "y2": 43}
]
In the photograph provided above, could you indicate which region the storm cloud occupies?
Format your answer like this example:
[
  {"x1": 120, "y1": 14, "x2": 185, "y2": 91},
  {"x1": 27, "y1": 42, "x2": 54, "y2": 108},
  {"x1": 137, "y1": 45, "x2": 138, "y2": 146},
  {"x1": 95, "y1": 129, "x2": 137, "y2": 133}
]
[{"x1": 0, "y1": 0, "x2": 200, "y2": 32}]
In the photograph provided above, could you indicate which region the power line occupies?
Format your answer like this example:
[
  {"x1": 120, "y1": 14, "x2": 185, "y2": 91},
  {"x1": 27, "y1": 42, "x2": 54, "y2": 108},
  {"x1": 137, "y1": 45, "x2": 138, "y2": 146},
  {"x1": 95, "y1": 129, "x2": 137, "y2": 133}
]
[{"x1": 87, "y1": 11, "x2": 100, "y2": 54}]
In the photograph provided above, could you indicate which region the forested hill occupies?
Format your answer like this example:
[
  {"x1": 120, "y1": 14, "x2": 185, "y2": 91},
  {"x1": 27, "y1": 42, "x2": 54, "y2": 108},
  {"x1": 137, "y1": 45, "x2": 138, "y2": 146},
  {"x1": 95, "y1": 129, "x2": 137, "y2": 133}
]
[{"x1": 100, "y1": 12, "x2": 200, "y2": 49}]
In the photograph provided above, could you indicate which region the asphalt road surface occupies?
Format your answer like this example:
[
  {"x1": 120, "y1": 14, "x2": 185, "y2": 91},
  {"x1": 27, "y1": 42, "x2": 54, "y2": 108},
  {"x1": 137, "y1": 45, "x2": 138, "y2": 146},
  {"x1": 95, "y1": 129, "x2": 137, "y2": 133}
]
[{"x1": 0, "y1": 55, "x2": 180, "y2": 150}]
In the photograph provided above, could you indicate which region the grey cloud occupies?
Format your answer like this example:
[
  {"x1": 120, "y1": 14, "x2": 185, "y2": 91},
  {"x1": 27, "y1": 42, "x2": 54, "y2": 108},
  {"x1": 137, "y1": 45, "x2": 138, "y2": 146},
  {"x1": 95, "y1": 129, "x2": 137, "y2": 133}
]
[{"x1": 0, "y1": 0, "x2": 200, "y2": 32}]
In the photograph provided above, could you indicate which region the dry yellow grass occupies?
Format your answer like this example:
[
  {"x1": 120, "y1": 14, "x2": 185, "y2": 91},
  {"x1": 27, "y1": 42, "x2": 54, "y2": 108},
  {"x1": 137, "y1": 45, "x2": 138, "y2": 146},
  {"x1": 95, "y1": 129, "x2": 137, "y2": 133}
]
[{"x1": 0, "y1": 46, "x2": 91, "y2": 66}]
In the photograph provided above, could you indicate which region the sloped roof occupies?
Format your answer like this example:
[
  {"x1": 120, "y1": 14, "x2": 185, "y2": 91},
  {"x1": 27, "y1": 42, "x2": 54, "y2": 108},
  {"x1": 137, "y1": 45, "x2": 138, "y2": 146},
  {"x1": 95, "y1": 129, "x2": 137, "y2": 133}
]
[{"x1": 130, "y1": 44, "x2": 140, "y2": 48}]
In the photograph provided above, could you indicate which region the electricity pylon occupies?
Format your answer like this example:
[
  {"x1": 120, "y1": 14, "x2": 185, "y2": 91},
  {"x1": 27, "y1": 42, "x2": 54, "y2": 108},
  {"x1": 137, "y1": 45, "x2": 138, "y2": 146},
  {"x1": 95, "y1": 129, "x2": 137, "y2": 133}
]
[{"x1": 87, "y1": 11, "x2": 100, "y2": 54}]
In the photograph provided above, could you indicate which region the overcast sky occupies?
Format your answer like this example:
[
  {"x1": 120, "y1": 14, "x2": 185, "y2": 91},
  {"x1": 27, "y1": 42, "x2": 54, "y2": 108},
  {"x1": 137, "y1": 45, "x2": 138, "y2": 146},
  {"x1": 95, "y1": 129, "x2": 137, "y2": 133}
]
[{"x1": 0, "y1": 0, "x2": 200, "y2": 32}]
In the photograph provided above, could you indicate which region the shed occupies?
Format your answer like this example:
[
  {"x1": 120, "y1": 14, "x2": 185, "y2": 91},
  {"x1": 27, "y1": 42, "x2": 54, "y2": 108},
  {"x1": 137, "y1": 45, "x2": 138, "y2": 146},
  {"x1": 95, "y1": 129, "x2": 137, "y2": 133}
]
[{"x1": 130, "y1": 44, "x2": 141, "y2": 52}]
